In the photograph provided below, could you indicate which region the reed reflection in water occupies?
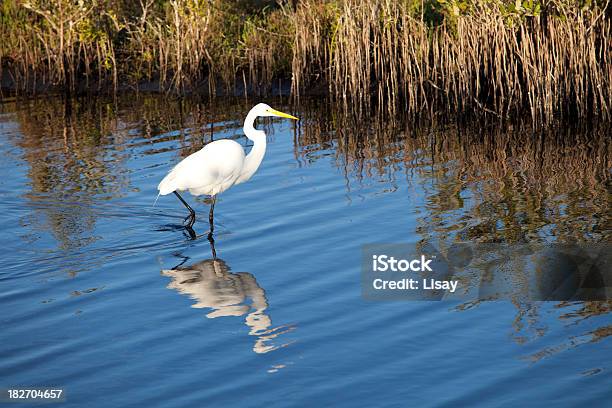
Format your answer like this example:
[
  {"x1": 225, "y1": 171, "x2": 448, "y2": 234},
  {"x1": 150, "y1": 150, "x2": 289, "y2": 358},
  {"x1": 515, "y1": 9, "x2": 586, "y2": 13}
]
[
  {"x1": 295, "y1": 104, "x2": 611, "y2": 358},
  {"x1": 1, "y1": 95, "x2": 611, "y2": 406},
  {"x1": 297, "y1": 107, "x2": 610, "y2": 243},
  {"x1": 162, "y1": 240, "x2": 295, "y2": 354}
]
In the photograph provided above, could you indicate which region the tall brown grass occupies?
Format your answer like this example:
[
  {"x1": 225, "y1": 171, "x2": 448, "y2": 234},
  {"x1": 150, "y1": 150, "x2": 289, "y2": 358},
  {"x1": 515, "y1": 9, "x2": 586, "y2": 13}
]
[
  {"x1": 290, "y1": 0, "x2": 612, "y2": 122},
  {"x1": 1, "y1": 0, "x2": 290, "y2": 95},
  {"x1": 1, "y1": 0, "x2": 118, "y2": 92},
  {"x1": 1, "y1": 0, "x2": 611, "y2": 122}
]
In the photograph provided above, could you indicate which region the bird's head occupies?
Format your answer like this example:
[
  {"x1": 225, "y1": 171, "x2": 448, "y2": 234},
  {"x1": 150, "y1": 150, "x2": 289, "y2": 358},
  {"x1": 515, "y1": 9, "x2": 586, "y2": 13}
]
[{"x1": 252, "y1": 103, "x2": 299, "y2": 120}]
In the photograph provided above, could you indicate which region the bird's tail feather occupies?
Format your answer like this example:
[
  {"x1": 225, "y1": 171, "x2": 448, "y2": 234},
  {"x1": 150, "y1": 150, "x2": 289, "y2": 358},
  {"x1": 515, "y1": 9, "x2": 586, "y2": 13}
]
[{"x1": 157, "y1": 170, "x2": 178, "y2": 196}]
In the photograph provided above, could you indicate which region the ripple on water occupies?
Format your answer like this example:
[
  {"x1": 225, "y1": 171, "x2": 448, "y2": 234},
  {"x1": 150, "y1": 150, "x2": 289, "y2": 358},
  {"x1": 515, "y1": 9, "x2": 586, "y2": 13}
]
[{"x1": 0, "y1": 95, "x2": 610, "y2": 407}]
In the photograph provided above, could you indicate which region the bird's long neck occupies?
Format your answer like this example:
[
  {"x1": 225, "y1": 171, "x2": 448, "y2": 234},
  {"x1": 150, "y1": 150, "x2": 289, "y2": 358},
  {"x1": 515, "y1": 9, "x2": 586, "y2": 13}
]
[{"x1": 239, "y1": 111, "x2": 267, "y2": 183}]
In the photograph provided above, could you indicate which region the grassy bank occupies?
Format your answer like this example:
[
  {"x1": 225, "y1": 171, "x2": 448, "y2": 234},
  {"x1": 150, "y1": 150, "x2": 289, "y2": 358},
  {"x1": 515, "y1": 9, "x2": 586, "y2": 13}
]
[{"x1": 1, "y1": 0, "x2": 611, "y2": 122}]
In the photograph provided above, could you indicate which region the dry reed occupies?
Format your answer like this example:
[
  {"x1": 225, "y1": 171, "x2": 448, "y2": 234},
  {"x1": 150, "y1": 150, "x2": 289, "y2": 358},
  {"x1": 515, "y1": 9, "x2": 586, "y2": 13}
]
[
  {"x1": 290, "y1": 0, "x2": 612, "y2": 122},
  {"x1": 1, "y1": 0, "x2": 611, "y2": 122}
]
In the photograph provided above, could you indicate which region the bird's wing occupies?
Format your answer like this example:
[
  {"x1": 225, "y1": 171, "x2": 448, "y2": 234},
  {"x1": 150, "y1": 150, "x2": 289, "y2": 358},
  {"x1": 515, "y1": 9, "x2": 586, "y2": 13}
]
[{"x1": 158, "y1": 139, "x2": 245, "y2": 195}]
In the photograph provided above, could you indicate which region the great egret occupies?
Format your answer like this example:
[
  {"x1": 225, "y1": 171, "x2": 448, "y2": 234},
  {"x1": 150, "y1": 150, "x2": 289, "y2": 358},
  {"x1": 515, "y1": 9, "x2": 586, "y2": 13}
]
[{"x1": 157, "y1": 103, "x2": 298, "y2": 232}]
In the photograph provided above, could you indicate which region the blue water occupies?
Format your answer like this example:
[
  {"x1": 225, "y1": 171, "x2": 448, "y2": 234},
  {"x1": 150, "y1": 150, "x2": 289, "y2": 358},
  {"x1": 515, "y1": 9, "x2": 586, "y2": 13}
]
[{"x1": 0, "y1": 96, "x2": 610, "y2": 407}]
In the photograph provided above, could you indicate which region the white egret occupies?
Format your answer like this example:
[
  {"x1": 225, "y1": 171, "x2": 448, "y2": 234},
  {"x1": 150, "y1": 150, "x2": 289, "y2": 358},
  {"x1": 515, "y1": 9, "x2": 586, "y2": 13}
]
[{"x1": 157, "y1": 103, "x2": 298, "y2": 232}]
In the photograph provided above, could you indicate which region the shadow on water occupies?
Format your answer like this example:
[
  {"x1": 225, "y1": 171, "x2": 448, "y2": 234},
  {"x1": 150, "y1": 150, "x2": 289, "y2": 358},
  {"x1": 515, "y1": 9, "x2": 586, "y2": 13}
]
[{"x1": 162, "y1": 238, "x2": 296, "y2": 354}]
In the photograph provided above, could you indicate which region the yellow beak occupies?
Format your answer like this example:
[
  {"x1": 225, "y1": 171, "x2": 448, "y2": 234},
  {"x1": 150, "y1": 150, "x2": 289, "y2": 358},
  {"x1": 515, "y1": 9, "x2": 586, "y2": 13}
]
[{"x1": 267, "y1": 108, "x2": 299, "y2": 120}]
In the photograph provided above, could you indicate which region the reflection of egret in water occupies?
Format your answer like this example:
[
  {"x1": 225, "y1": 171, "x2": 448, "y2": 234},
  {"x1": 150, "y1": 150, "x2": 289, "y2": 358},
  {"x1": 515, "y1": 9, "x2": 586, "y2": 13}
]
[{"x1": 162, "y1": 240, "x2": 294, "y2": 354}]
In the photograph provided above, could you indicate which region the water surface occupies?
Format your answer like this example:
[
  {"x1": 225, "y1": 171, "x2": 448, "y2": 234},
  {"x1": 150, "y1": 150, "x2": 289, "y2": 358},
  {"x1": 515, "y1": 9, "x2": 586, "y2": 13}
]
[{"x1": 0, "y1": 95, "x2": 610, "y2": 406}]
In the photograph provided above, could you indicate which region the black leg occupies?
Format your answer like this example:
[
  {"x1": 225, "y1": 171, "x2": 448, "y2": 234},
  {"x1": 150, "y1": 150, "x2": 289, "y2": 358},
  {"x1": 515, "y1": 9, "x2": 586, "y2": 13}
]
[
  {"x1": 208, "y1": 195, "x2": 216, "y2": 238},
  {"x1": 208, "y1": 233, "x2": 217, "y2": 260},
  {"x1": 184, "y1": 226, "x2": 197, "y2": 240},
  {"x1": 174, "y1": 191, "x2": 196, "y2": 228}
]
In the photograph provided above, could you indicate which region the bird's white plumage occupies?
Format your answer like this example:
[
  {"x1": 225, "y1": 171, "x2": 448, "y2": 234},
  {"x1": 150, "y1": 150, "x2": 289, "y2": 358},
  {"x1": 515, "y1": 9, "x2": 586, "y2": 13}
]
[
  {"x1": 157, "y1": 103, "x2": 297, "y2": 201},
  {"x1": 158, "y1": 139, "x2": 246, "y2": 196}
]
